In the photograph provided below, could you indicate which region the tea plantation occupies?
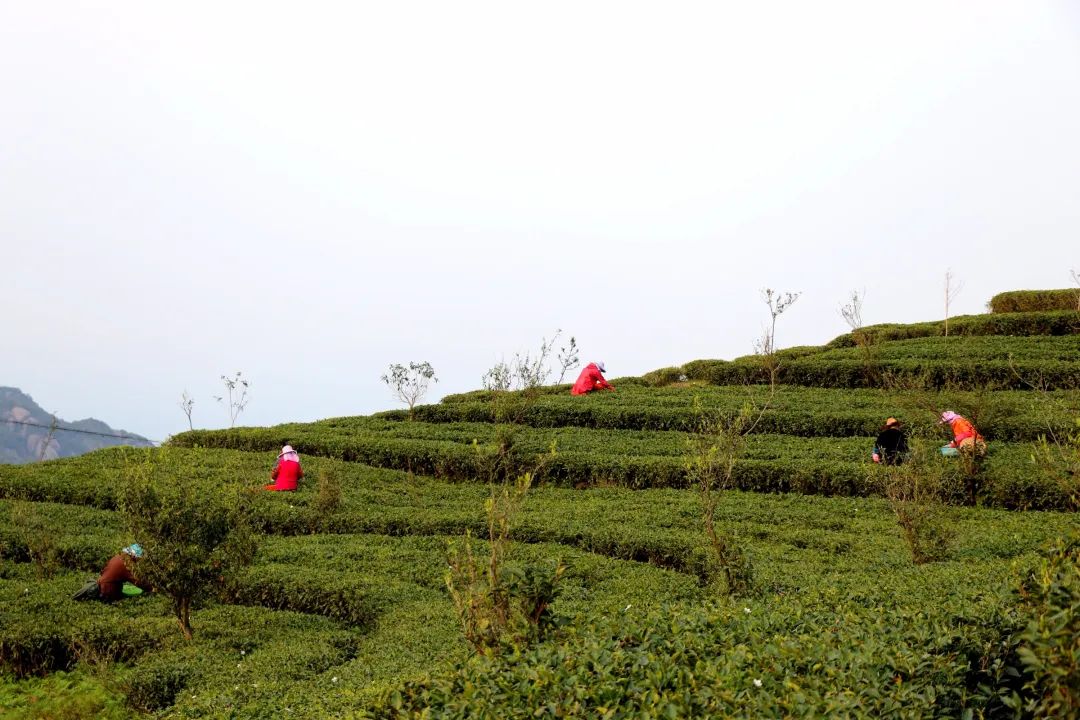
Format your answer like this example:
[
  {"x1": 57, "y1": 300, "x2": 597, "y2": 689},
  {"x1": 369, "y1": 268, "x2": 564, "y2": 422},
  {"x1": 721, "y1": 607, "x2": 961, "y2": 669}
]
[{"x1": 2, "y1": 305, "x2": 1078, "y2": 718}]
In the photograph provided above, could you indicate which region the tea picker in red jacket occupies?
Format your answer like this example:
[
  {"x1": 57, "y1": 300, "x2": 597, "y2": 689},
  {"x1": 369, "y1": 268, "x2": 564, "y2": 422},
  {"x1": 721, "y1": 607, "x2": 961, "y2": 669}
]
[
  {"x1": 265, "y1": 445, "x2": 304, "y2": 491},
  {"x1": 571, "y1": 361, "x2": 614, "y2": 395}
]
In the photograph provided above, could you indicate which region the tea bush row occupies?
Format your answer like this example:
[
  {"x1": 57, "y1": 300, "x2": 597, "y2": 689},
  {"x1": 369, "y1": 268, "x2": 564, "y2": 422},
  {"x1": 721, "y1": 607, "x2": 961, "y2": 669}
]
[
  {"x1": 681, "y1": 356, "x2": 1080, "y2": 390},
  {"x1": 168, "y1": 424, "x2": 1073, "y2": 510},
  {"x1": 824, "y1": 310, "x2": 1079, "y2": 348},
  {"x1": 375, "y1": 584, "x2": 1028, "y2": 718},
  {"x1": 989, "y1": 289, "x2": 1080, "y2": 313},
  {"x1": 376, "y1": 391, "x2": 1075, "y2": 442}
]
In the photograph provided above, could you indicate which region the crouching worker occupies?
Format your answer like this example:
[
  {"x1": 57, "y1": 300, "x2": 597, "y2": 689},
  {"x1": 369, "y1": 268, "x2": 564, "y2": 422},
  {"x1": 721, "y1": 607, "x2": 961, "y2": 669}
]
[
  {"x1": 73, "y1": 544, "x2": 151, "y2": 602},
  {"x1": 939, "y1": 411, "x2": 987, "y2": 457},
  {"x1": 872, "y1": 417, "x2": 909, "y2": 465},
  {"x1": 265, "y1": 444, "x2": 303, "y2": 491},
  {"x1": 571, "y1": 361, "x2": 614, "y2": 396}
]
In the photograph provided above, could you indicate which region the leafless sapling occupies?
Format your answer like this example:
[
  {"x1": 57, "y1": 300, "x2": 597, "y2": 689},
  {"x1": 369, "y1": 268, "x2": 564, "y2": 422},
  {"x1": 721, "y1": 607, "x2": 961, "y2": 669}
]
[
  {"x1": 213, "y1": 372, "x2": 250, "y2": 428},
  {"x1": 840, "y1": 289, "x2": 881, "y2": 385},
  {"x1": 179, "y1": 391, "x2": 194, "y2": 431},
  {"x1": 556, "y1": 332, "x2": 580, "y2": 384},
  {"x1": 754, "y1": 288, "x2": 801, "y2": 388},
  {"x1": 944, "y1": 269, "x2": 963, "y2": 338}
]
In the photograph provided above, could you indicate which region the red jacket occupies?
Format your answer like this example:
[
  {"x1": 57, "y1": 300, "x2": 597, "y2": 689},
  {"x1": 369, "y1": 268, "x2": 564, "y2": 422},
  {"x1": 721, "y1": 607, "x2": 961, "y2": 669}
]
[
  {"x1": 571, "y1": 363, "x2": 613, "y2": 395},
  {"x1": 97, "y1": 554, "x2": 150, "y2": 601},
  {"x1": 268, "y1": 459, "x2": 303, "y2": 491}
]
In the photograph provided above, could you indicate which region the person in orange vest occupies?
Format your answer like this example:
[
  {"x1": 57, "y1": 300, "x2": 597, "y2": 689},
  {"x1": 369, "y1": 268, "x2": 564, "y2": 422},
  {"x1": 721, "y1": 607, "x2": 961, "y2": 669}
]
[
  {"x1": 939, "y1": 411, "x2": 987, "y2": 456},
  {"x1": 265, "y1": 445, "x2": 304, "y2": 491},
  {"x1": 571, "y1": 361, "x2": 614, "y2": 396}
]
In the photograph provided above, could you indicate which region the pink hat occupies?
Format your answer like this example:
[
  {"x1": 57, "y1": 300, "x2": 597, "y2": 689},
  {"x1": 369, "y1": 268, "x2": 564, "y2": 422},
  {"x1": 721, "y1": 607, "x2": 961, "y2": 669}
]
[{"x1": 939, "y1": 411, "x2": 958, "y2": 424}]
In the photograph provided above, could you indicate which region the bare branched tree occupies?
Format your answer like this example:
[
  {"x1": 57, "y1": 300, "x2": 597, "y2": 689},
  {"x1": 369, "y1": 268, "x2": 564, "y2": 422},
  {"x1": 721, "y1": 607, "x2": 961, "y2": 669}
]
[
  {"x1": 839, "y1": 289, "x2": 882, "y2": 386},
  {"x1": 213, "y1": 372, "x2": 250, "y2": 428},
  {"x1": 754, "y1": 288, "x2": 801, "y2": 387},
  {"x1": 483, "y1": 331, "x2": 563, "y2": 394},
  {"x1": 482, "y1": 360, "x2": 512, "y2": 393},
  {"x1": 839, "y1": 289, "x2": 864, "y2": 331},
  {"x1": 556, "y1": 332, "x2": 580, "y2": 385},
  {"x1": 381, "y1": 362, "x2": 438, "y2": 420},
  {"x1": 1071, "y1": 268, "x2": 1080, "y2": 311},
  {"x1": 944, "y1": 270, "x2": 964, "y2": 338},
  {"x1": 36, "y1": 414, "x2": 58, "y2": 463},
  {"x1": 179, "y1": 391, "x2": 195, "y2": 431}
]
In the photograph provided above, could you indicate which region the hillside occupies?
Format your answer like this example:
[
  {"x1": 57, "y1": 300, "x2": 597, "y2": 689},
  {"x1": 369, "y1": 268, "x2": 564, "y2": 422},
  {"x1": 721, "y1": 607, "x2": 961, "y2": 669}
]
[
  {"x1": 1, "y1": 301, "x2": 1077, "y2": 718},
  {"x1": 0, "y1": 387, "x2": 153, "y2": 464}
]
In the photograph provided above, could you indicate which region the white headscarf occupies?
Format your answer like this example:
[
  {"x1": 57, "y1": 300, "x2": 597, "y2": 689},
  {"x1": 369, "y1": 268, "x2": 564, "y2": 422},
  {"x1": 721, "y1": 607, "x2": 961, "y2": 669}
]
[{"x1": 278, "y1": 445, "x2": 300, "y2": 463}]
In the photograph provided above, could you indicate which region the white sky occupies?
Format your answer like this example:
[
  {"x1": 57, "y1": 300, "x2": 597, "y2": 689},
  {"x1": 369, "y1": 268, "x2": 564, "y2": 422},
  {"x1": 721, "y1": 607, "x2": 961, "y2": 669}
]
[{"x1": 3, "y1": 1, "x2": 1079, "y2": 442}]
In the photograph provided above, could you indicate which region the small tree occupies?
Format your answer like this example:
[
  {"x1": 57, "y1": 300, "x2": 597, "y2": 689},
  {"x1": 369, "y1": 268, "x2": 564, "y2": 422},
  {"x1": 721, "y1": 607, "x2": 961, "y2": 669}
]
[
  {"x1": 1014, "y1": 531, "x2": 1080, "y2": 717},
  {"x1": 214, "y1": 372, "x2": 250, "y2": 428},
  {"x1": 754, "y1": 288, "x2": 801, "y2": 388},
  {"x1": 1071, "y1": 268, "x2": 1080, "y2": 311},
  {"x1": 839, "y1": 289, "x2": 864, "y2": 331},
  {"x1": 36, "y1": 414, "x2": 59, "y2": 463},
  {"x1": 119, "y1": 449, "x2": 257, "y2": 640},
  {"x1": 313, "y1": 465, "x2": 343, "y2": 519},
  {"x1": 555, "y1": 332, "x2": 579, "y2": 384},
  {"x1": 685, "y1": 397, "x2": 756, "y2": 595},
  {"x1": 381, "y1": 362, "x2": 438, "y2": 420},
  {"x1": 445, "y1": 471, "x2": 565, "y2": 655},
  {"x1": 480, "y1": 334, "x2": 563, "y2": 479},
  {"x1": 179, "y1": 391, "x2": 195, "y2": 431},
  {"x1": 839, "y1": 289, "x2": 881, "y2": 386},
  {"x1": 943, "y1": 269, "x2": 963, "y2": 338},
  {"x1": 877, "y1": 441, "x2": 959, "y2": 564},
  {"x1": 10, "y1": 501, "x2": 60, "y2": 578}
]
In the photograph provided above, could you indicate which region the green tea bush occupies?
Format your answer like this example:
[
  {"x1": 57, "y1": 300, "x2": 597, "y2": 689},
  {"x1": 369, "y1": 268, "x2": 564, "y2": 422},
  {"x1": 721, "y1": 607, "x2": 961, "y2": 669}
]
[
  {"x1": 0, "y1": 576, "x2": 171, "y2": 678},
  {"x1": 826, "y1": 311, "x2": 1080, "y2": 347},
  {"x1": 989, "y1": 289, "x2": 1080, "y2": 313},
  {"x1": 8, "y1": 501, "x2": 61, "y2": 579},
  {"x1": 124, "y1": 656, "x2": 196, "y2": 711},
  {"x1": 1014, "y1": 531, "x2": 1080, "y2": 717},
  {"x1": 0, "y1": 670, "x2": 133, "y2": 720},
  {"x1": 224, "y1": 565, "x2": 379, "y2": 627},
  {"x1": 375, "y1": 593, "x2": 1022, "y2": 718},
  {"x1": 640, "y1": 366, "x2": 684, "y2": 386}
]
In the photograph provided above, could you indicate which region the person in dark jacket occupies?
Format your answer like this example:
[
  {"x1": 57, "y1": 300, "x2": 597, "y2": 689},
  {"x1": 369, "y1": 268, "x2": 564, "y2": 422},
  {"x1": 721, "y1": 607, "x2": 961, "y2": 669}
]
[
  {"x1": 571, "y1": 361, "x2": 614, "y2": 396},
  {"x1": 75, "y1": 544, "x2": 152, "y2": 602},
  {"x1": 872, "y1": 418, "x2": 909, "y2": 466}
]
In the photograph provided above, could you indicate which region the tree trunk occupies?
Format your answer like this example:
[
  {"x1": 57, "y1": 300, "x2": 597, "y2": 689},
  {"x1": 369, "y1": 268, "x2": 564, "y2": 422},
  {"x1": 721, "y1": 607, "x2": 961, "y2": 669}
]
[{"x1": 176, "y1": 597, "x2": 193, "y2": 640}]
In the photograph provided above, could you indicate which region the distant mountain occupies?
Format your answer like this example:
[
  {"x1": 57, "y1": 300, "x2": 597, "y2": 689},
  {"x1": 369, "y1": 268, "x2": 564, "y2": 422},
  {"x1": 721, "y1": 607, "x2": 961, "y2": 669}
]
[{"x1": 0, "y1": 387, "x2": 153, "y2": 464}]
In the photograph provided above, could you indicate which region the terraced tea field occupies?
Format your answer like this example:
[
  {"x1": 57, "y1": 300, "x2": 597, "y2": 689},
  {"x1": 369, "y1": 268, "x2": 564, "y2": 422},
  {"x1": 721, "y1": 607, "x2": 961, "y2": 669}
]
[{"x1": 2, "y1": 307, "x2": 1077, "y2": 718}]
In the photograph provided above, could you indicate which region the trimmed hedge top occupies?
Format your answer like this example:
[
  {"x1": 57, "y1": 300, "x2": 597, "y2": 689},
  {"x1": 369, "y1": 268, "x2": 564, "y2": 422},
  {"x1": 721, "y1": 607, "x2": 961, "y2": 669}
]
[{"x1": 989, "y1": 289, "x2": 1080, "y2": 313}]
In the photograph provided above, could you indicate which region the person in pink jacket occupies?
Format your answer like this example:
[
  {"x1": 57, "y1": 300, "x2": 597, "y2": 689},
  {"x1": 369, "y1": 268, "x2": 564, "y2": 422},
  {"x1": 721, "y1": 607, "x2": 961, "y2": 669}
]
[
  {"x1": 571, "y1": 361, "x2": 614, "y2": 396},
  {"x1": 265, "y1": 445, "x2": 304, "y2": 491}
]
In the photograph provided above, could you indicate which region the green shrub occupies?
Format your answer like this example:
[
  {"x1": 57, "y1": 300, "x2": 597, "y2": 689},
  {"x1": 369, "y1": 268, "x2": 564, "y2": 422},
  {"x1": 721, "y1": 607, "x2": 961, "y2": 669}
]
[
  {"x1": 374, "y1": 593, "x2": 1022, "y2": 718},
  {"x1": 124, "y1": 657, "x2": 195, "y2": 711},
  {"x1": 119, "y1": 449, "x2": 258, "y2": 640},
  {"x1": 640, "y1": 366, "x2": 684, "y2": 386},
  {"x1": 989, "y1": 289, "x2": 1080, "y2": 313},
  {"x1": 1014, "y1": 531, "x2": 1080, "y2": 717},
  {"x1": 0, "y1": 578, "x2": 169, "y2": 678},
  {"x1": 0, "y1": 670, "x2": 132, "y2": 720},
  {"x1": 825, "y1": 311, "x2": 1080, "y2": 347}
]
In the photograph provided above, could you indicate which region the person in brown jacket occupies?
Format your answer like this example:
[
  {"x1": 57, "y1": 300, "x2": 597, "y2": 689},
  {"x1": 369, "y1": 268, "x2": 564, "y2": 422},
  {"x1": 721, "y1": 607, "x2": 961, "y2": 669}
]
[{"x1": 74, "y1": 544, "x2": 152, "y2": 602}]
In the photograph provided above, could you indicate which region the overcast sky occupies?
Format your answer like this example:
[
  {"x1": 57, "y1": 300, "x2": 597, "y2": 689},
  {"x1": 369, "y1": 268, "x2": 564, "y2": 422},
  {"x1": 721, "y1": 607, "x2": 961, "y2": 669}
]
[{"x1": 3, "y1": 1, "x2": 1079, "y2": 442}]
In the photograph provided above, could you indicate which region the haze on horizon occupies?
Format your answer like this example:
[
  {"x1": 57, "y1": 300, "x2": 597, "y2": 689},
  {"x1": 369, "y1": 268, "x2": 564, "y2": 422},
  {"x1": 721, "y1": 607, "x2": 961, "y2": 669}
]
[{"x1": 3, "y1": 1, "x2": 1079, "y2": 442}]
